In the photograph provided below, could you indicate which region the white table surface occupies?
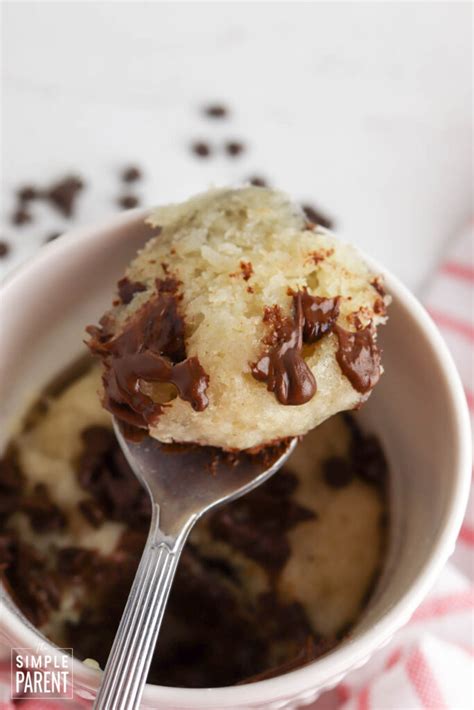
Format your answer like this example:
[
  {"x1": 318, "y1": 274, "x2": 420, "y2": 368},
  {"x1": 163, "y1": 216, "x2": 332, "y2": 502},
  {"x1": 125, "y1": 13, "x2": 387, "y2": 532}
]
[{"x1": 2, "y1": 1, "x2": 472, "y2": 292}]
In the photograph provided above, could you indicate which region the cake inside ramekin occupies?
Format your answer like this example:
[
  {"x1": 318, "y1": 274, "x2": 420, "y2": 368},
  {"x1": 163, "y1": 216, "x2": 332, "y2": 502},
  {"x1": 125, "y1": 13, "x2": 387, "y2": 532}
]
[{"x1": 0, "y1": 361, "x2": 388, "y2": 687}]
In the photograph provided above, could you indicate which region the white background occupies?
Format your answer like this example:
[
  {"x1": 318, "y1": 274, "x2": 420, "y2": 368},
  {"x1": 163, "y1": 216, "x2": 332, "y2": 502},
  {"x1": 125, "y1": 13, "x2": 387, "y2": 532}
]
[{"x1": 2, "y1": 2, "x2": 472, "y2": 291}]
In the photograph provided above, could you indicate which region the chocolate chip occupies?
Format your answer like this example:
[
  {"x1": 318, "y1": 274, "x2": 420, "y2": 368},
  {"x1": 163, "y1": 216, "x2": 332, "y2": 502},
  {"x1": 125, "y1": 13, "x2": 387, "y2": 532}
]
[
  {"x1": 192, "y1": 141, "x2": 212, "y2": 158},
  {"x1": 353, "y1": 434, "x2": 388, "y2": 487},
  {"x1": 47, "y1": 176, "x2": 84, "y2": 217},
  {"x1": 0, "y1": 449, "x2": 25, "y2": 517},
  {"x1": 118, "y1": 195, "x2": 139, "y2": 209},
  {"x1": 1, "y1": 535, "x2": 61, "y2": 626},
  {"x1": 0, "y1": 241, "x2": 10, "y2": 258},
  {"x1": 322, "y1": 457, "x2": 354, "y2": 488},
  {"x1": 203, "y1": 104, "x2": 228, "y2": 119},
  {"x1": 117, "y1": 277, "x2": 147, "y2": 304},
  {"x1": 121, "y1": 166, "x2": 142, "y2": 183},
  {"x1": 301, "y1": 204, "x2": 334, "y2": 230},
  {"x1": 21, "y1": 483, "x2": 67, "y2": 532},
  {"x1": 79, "y1": 499, "x2": 106, "y2": 528},
  {"x1": 225, "y1": 141, "x2": 245, "y2": 157},
  {"x1": 81, "y1": 425, "x2": 115, "y2": 456},
  {"x1": 248, "y1": 176, "x2": 268, "y2": 187},
  {"x1": 12, "y1": 207, "x2": 32, "y2": 226},
  {"x1": 76, "y1": 425, "x2": 151, "y2": 526},
  {"x1": 17, "y1": 186, "x2": 38, "y2": 202},
  {"x1": 45, "y1": 232, "x2": 61, "y2": 243}
]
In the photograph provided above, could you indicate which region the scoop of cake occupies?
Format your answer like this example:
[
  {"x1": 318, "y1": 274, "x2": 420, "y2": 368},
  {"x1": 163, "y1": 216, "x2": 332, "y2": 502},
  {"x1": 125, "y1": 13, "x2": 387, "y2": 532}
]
[{"x1": 87, "y1": 187, "x2": 389, "y2": 450}]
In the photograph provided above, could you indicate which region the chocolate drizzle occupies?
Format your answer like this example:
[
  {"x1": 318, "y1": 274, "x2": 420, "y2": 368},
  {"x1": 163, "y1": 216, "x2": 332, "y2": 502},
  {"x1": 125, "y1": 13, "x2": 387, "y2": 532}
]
[
  {"x1": 334, "y1": 324, "x2": 381, "y2": 394},
  {"x1": 87, "y1": 278, "x2": 209, "y2": 428},
  {"x1": 251, "y1": 292, "x2": 340, "y2": 405}
]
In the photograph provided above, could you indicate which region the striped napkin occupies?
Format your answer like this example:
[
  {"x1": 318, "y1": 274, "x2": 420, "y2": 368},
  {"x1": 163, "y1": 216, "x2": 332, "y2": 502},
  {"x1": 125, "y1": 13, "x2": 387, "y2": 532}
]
[{"x1": 313, "y1": 222, "x2": 474, "y2": 710}]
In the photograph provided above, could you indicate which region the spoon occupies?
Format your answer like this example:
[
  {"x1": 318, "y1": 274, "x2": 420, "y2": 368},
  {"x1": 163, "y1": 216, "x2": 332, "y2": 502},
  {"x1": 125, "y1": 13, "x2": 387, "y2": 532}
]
[{"x1": 93, "y1": 421, "x2": 297, "y2": 710}]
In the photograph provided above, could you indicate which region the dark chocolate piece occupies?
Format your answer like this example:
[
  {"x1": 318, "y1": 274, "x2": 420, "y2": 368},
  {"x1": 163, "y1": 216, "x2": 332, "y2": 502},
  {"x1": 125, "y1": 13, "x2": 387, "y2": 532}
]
[
  {"x1": 78, "y1": 499, "x2": 106, "y2": 528},
  {"x1": 248, "y1": 176, "x2": 268, "y2": 187},
  {"x1": 225, "y1": 141, "x2": 245, "y2": 157},
  {"x1": 0, "y1": 449, "x2": 24, "y2": 518},
  {"x1": 203, "y1": 104, "x2": 228, "y2": 118},
  {"x1": 118, "y1": 195, "x2": 139, "y2": 210},
  {"x1": 87, "y1": 278, "x2": 209, "y2": 428},
  {"x1": 191, "y1": 141, "x2": 211, "y2": 158},
  {"x1": 12, "y1": 208, "x2": 32, "y2": 226},
  {"x1": 76, "y1": 425, "x2": 150, "y2": 526},
  {"x1": 45, "y1": 232, "x2": 61, "y2": 243},
  {"x1": 322, "y1": 457, "x2": 354, "y2": 488},
  {"x1": 334, "y1": 324, "x2": 381, "y2": 394},
  {"x1": 117, "y1": 277, "x2": 147, "y2": 305},
  {"x1": 121, "y1": 166, "x2": 142, "y2": 183},
  {"x1": 17, "y1": 186, "x2": 38, "y2": 202},
  {"x1": 0, "y1": 533, "x2": 61, "y2": 627},
  {"x1": 0, "y1": 241, "x2": 10, "y2": 258},
  {"x1": 47, "y1": 176, "x2": 84, "y2": 217},
  {"x1": 209, "y1": 469, "x2": 315, "y2": 572},
  {"x1": 21, "y1": 483, "x2": 67, "y2": 532},
  {"x1": 302, "y1": 203, "x2": 334, "y2": 230}
]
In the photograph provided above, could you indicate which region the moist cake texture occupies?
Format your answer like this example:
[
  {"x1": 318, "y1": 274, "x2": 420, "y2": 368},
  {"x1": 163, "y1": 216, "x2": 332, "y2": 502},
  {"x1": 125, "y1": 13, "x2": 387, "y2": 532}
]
[
  {"x1": 0, "y1": 364, "x2": 388, "y2": 687},
  {"x1": 87, "y1": 187, "x2": 390, "y2": 450}
]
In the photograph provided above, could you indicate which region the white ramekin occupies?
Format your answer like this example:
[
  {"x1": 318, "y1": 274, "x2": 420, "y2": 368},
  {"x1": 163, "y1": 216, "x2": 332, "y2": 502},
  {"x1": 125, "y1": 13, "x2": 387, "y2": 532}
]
[{"x1": 0, "y1": 210, "x2": 471, "y2": 710}]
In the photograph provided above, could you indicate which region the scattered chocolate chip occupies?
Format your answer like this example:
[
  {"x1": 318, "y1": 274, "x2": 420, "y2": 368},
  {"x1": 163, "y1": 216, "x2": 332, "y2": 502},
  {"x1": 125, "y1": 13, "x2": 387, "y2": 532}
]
[
  {"x1": 0, "y1": 241, "x2": 10, "y2": 258},
  {"x1": 45, "y1": 232, "x2": 61, "y2": 243},
  {"x1": 121, "y1": 166, "x2": 142, "y2": 183},
  {"x1": 12, "y1": 207, "x2": 32, "y2": 226},
  {"x1": 225, "y1": 141, "x2": 245, "y2": 157},
  {"x1": 118, "y1": 195, "x2": 139, "y2": 209},
  {"x1": 47, "y1": 175, "x2": 84, "y2": 217},
  {"x1": 322, "y1": 457, "x2": 354, "y2": 488},
  {"x1": 301, "y1": 204, "x2": 334, "y2": 230},
  {"x1": 203, "y1": 104, "x2": 228, "y2": 119},
  {"x1": 17, "y1": 186, "x2": 38, "y2": 202},
  {"x1": 248, "y1": 176, "x2": 268, "y2": 187},
  {"x1": 191, "y1": 141, "x2": 212, "y2": 158}
]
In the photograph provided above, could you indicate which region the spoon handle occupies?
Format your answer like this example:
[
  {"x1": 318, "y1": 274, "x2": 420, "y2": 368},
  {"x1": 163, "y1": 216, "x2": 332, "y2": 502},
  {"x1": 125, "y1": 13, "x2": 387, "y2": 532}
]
[{"x1": 93, "y1": 504, "x2": 194, "y2": 710}]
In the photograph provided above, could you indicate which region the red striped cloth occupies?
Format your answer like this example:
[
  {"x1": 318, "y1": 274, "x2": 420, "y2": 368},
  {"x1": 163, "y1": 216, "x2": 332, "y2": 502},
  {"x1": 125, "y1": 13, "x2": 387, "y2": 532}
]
[{"x1": 313, "y1": 222, "x2": 474, "y2": 710}]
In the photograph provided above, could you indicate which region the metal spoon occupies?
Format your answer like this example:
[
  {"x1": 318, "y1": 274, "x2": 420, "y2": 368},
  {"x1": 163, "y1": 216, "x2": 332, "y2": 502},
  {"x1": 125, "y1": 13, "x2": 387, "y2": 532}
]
[{"x1": 93, "y1": 422, "x2": 297, "y2": 710}]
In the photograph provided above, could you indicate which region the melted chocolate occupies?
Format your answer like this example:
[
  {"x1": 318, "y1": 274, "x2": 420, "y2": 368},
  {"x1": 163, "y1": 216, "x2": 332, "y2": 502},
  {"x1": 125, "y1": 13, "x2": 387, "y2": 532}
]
[
  {"x1": 334, "y1": 325, "x2": 381, "y2": 394},
  {"x1": 251, "y1": 292, "x2": 340, "y2": 405},
  {"x1": 87, "y1": 278, "x2": 209, "y2": 428},
  {"x1": 208, "y1": 469, "x2": 315, "y2": 573},
  {"x1": 0, "y1": 404, "x2": 388, "y2": 689},
  {"x1": 117, "y1": 277, "x2": 147, "y2": 304}
]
